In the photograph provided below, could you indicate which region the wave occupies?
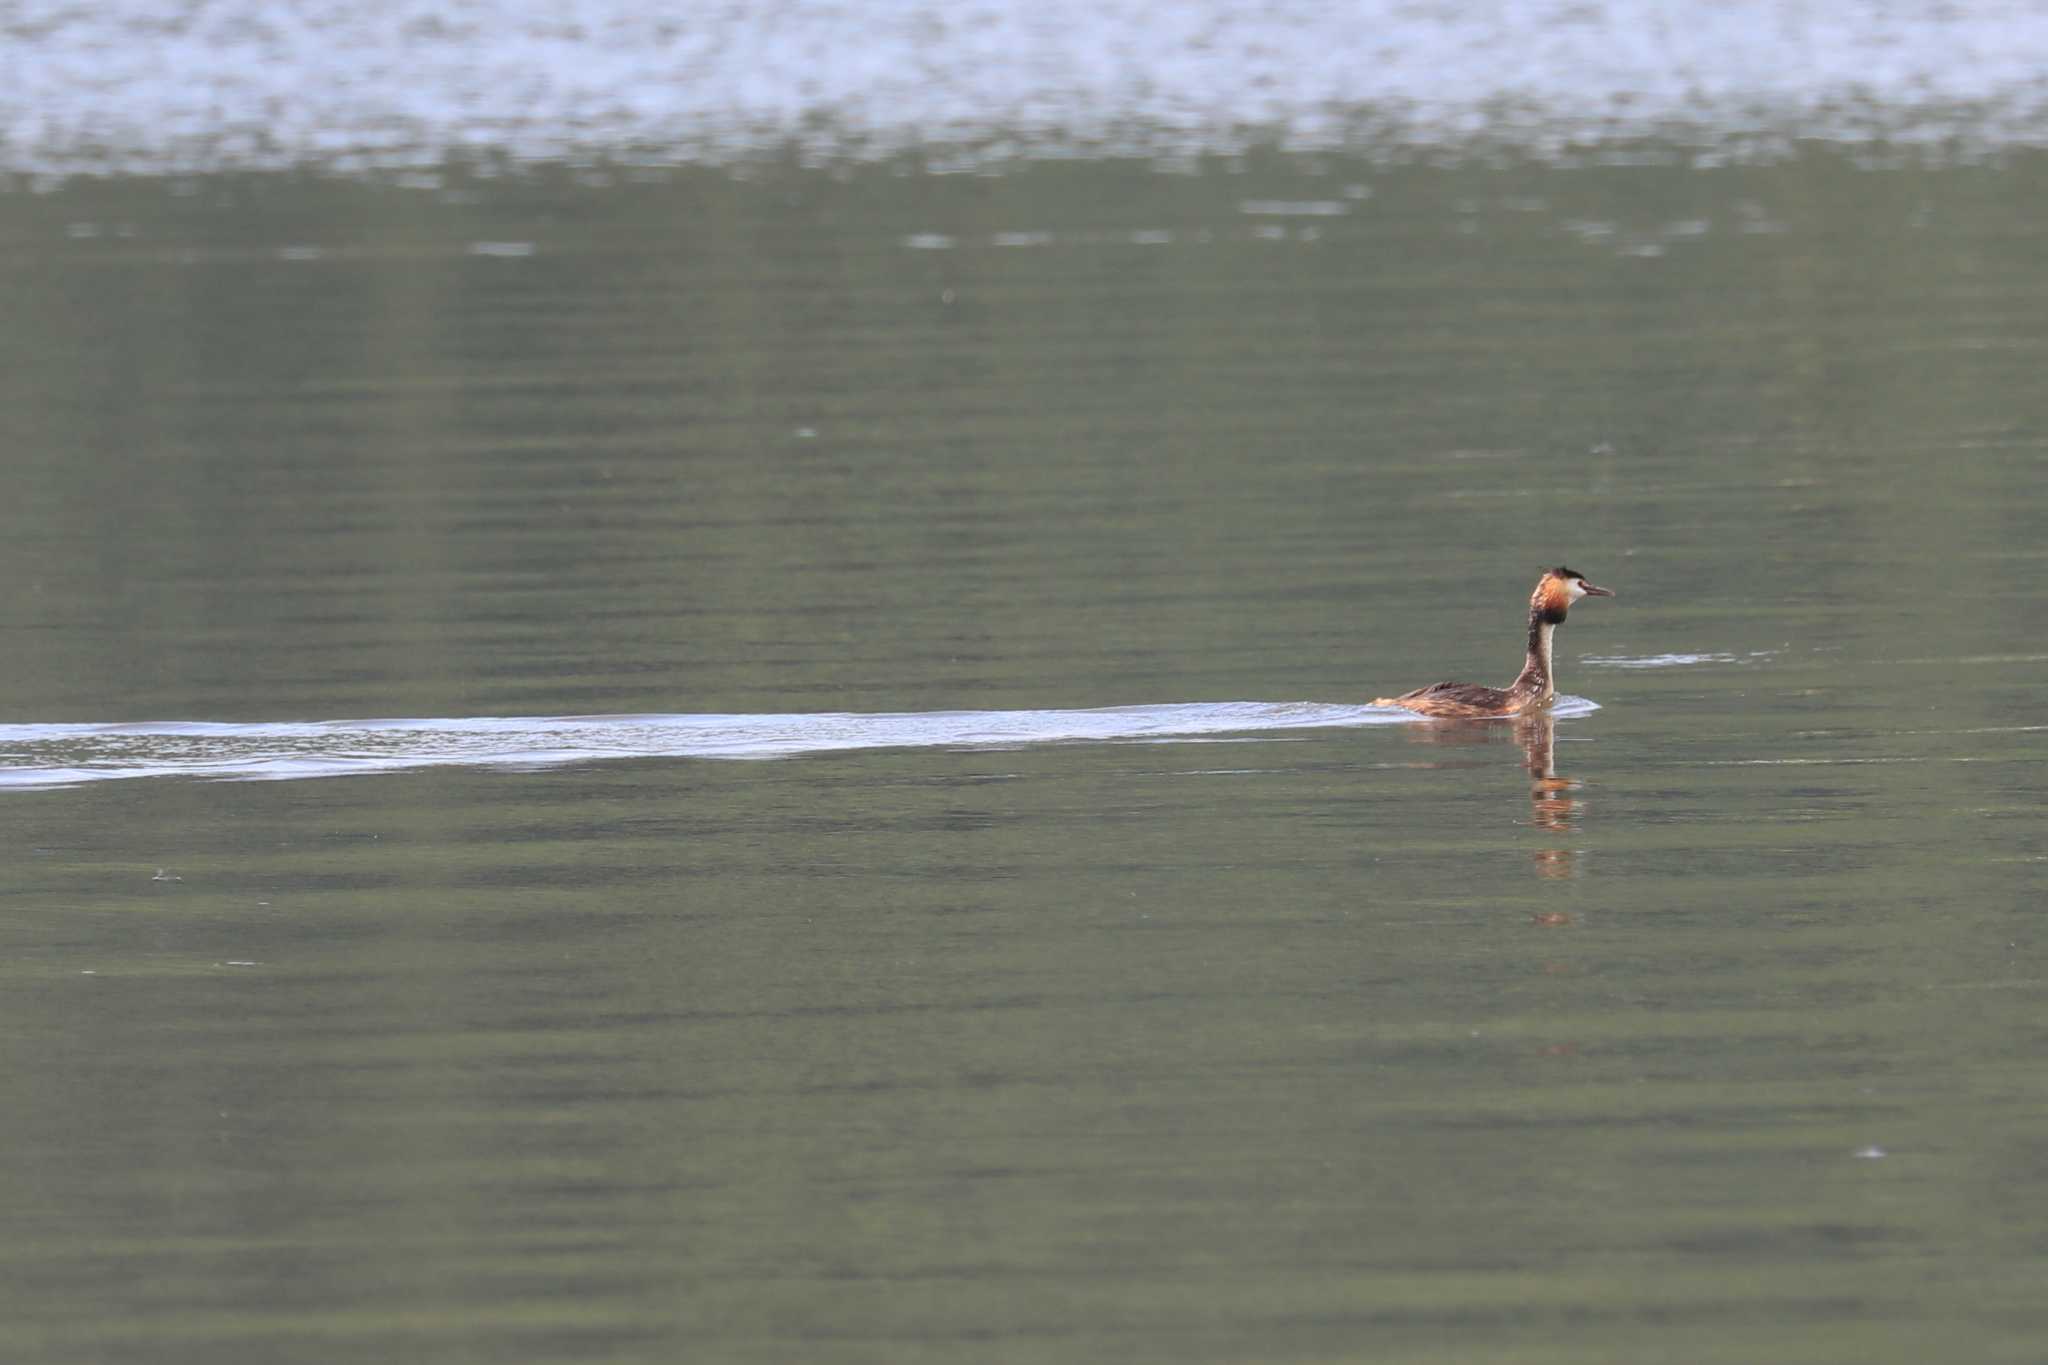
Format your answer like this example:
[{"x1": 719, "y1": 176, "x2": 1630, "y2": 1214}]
[
  {"x1": 1583, "y1": 651, "x2": 1778, "y2": 669},
  {"x1": 0, "y1": 696, "x2": 1599, "y2": 789}
]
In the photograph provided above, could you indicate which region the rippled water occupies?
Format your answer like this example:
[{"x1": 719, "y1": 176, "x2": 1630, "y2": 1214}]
[
  {"x1": 5, "y1": 150, "x2": 2048, "y2": 1363},
  {"x1": 0, "y1": 699, "x2": 1568, "y2": 787}
]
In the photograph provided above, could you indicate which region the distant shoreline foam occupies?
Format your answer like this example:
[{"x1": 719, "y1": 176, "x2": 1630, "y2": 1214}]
[{"x1": 8, "y1": 2, "x2": 2048, "y2": 177}]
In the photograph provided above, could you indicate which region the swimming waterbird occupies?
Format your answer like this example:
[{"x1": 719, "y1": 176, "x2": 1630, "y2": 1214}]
[{"x1": 1373, "y1": 566, "x2": 1614, "y2": 718}]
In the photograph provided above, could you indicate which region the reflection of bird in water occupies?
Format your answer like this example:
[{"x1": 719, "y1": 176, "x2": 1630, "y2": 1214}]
[
  {"x1": 1517, "y1": 711, "x2": 1585, "y2": 880},
  {"x1": 1389, "y1": 711, "x2": 1588, "y2": 878},
  {"x1": 1374, "y1": 566, "x2": 1613, "y2": 718},
  {"x1": 1519, "y1": 712, "x2": 1575, "y2": 832}
]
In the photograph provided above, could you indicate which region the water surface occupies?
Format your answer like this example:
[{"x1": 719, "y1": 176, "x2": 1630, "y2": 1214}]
[
  {"x1": 3, "y1": 152, "x2": 2047, "y2": 1363},
  {"x1": 0, "y1": 699, "x2": 1498, "y2": 787}
]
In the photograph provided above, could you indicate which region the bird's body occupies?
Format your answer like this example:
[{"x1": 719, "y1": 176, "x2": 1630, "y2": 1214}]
[{"x1": 1373, "y1": 567, "x2": 1613, "y2": 719}]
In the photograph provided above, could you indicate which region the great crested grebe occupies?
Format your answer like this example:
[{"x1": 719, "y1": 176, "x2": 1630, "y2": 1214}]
[{"x1": 1373, "y1": 566, "x2": 1614, "y2": 719}]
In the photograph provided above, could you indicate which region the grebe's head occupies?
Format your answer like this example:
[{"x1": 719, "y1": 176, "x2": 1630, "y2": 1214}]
[{"x1": 1533, "y1": 565, "x2": 1614, "y2": 621}]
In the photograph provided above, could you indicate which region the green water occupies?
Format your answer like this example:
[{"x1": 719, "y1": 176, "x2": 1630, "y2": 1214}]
[{"x1": 3, "y1": 151, "x2": 2047, "y2": 1362}]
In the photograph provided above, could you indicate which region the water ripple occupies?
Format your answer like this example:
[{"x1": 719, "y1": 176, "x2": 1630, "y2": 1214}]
[{"x1": 0, "y1": 698, "x2": 1598, "y2": 789}]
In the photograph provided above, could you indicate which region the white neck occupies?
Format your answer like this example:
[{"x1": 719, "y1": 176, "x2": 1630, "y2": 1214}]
[{"x1": 1516, "y1": 617, "x2": 1556, "y2": 700}]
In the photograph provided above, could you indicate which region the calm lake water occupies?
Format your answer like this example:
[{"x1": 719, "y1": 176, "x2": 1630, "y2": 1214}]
[{"x1": 3, "y1": 151, "x2": 2047, "y2": 1362}]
